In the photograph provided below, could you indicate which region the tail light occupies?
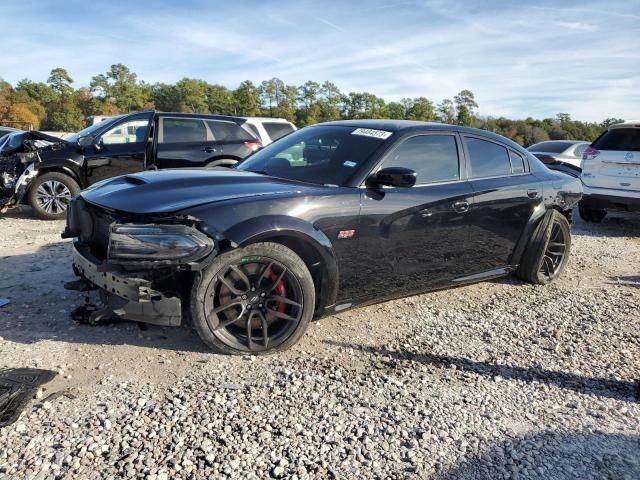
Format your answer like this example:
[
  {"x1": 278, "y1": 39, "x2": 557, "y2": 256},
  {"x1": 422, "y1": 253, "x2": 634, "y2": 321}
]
[
  {"x1": 244, "y1": 141, "x2": 262, "y2": 152},
  {"x1": 582, "y1": 147, "x2": 600, "y2": 161}
]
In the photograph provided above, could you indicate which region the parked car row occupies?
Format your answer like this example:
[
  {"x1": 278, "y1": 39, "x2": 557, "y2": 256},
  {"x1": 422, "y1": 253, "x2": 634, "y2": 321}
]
[{"x1": 0, "y1": 113, "x2": 295, "y2": 219}]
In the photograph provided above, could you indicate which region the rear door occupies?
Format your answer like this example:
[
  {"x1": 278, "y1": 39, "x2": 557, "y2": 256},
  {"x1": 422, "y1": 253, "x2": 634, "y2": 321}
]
[
  {"x1": 155, "y1": 117, "x2": 212, "y2": 169},
  {"x1": 462, "y1": 135, "x2": 542, "y2": 271},
  {"x1": 582, "y1": 127, "x2": 640, "y2": 191},
  {"x1": 83, "y1": 113, "x2": 152, "y2": 185}
]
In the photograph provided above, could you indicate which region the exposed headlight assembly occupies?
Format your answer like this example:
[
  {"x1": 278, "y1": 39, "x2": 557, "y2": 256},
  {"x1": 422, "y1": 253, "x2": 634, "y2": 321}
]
[{"x1": 108, "y1": 224, "x2": 214, "y2": 264}]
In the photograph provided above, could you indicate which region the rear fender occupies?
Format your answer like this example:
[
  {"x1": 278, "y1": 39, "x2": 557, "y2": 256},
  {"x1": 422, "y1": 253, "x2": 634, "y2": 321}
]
[{"x1": 510, "y1": 205, "x2": 553, "y2": 267}]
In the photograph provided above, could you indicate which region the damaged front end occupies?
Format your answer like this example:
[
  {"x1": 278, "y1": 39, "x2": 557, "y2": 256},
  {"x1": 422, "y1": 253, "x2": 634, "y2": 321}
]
[
  {"x1": 63, "y1": 197, "x2": 217, "y2": 327},
  {"x1": 0, "y1": 131, "x2": 63, "y2": 212}
]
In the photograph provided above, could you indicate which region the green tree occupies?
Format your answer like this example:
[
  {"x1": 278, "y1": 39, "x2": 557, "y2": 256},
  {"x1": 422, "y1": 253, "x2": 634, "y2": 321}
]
[
  {"x1": 47, "y1": 68, "x2": 74, "y2": 97},
  {"x1": 387, "y1": 101, "x2": 405, "y2": 119},
  {"x1": 453, "y1": 89, "x2": 478, "y2": 126},
  {"x1": 437, "y1": 99, "x2": 456, "y2": 124},
  {"x1": 233, "y1": 80, "x2": 260, "y2": 116},
  {"x1": 407, "y1": 97, "x2": 435, "y2": 121},
  {"x1": 90, "y1": 64, "x2": 149, "y2": 112}
]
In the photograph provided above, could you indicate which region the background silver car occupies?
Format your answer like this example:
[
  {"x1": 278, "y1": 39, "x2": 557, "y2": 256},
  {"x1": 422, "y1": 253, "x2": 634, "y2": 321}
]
[{"x1": 527, "y1": 140, "x2": 590, "y2": 172}]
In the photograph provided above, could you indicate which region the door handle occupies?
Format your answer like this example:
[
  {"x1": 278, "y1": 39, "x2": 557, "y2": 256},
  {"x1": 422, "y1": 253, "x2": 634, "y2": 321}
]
[
  {"x1": 202, "y1": 147, "x2": 216, "y2": 153},
  {"x1": 527, "y1": 189, "x2": 538, "y2": 198},
  {"x1": 452, "y1": 200, "x2": 469, "y2": 213},
  {"x1": 420, "y1": 209, "x2": 433, "y2": 218}
]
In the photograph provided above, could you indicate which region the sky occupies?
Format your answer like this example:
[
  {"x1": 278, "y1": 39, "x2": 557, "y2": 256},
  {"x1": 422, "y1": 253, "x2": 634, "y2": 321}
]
[{"x1": 0, "y1": 0, "x2": 638, "y2": 122}]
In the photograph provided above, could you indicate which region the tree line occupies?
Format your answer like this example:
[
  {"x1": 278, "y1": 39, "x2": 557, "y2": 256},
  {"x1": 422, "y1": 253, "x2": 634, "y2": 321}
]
[{"x1": 0, "y1": 64, "x2": 623, "y2": 146}]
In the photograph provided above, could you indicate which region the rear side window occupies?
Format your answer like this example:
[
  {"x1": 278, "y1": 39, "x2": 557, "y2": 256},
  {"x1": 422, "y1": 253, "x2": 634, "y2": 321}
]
[
  {"x1": 381, "y1": 135, "x2": 459, "y2": 184},
  {"x1": 161, "y1": 118, "x2": 206, "y2": 143},
  {"x1": 465, "y1": 137, "x2": 512, "y2": 178},
  {"x1": 573, "y1": 144, "x2": 588, "y2": 158},
  {"x1": 263, "y1": 122, "x2": 295, "y2": 141},
  {"x1": 243, "y1": 123, "x2": 260, "y2": 138},
  {"x1": 592, "y1": 128, "x2": 640, "y2": 151},
  {"x1": 207, "y1": 120, "x2": 254, "y2": 141},
  {"x1": 509, "y1": 150, "x2": 526, "y2": 174}
]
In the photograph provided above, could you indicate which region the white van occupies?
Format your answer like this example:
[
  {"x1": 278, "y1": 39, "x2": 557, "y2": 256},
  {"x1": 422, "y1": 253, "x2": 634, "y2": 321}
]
[
  {"x1": 579, "y1": 120, "x2": 640, "y2": 222},
  {"x1": 241, "y1": 117, "x2": 297, "y2": 145}
]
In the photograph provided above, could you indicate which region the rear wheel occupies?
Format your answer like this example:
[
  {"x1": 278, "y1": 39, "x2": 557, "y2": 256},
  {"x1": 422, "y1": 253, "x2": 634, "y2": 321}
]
[
  {"x1": 517, "y1": 210, "x2": 571, "y2": 285},
  {"x1": 578, "y1": 202, "x2": 607, "y2": 223},
  {"x1": 28, "y1": 172, "x2": 80, "y2": 220},
  {"x1": 190, "y1": 242, "x2": 315, "y2": 354}
]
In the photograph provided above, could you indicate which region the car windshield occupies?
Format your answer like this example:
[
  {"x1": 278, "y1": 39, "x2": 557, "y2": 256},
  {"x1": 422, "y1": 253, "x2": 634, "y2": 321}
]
[
  {"x1": 235, "y1": 125, "x2": 389, "y2": 186},
  {"x1": 65, "y1": 115, "x2": 125, "y2": 143}
]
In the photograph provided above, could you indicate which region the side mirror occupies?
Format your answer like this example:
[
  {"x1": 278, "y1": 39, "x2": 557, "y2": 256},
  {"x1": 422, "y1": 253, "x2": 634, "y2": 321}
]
[
  {"x1": 77, "y1": 135, "x2": 94, "y2": 147},
  {"x1": 369, "y1": 167, "x2": 417, "y2": 188}
]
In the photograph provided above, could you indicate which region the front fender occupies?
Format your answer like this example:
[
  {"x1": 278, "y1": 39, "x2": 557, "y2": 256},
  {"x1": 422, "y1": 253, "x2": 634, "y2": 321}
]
[
  {"x1": 221, "y1": 215, "x2": 339, "y2": 312},
  {"x1": 509, "y1": 205, "x2": 552, "y2": 267}
]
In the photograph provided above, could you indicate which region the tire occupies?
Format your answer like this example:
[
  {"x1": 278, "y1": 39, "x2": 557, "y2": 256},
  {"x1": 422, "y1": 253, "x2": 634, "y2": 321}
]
[
  {"x1": 517, "y1": 210, "x2": 571, "y2": 285},
  {"x1": 205, "y1": 158, "x2": 238, "y2": 168},
  {"x1": 190, "y1": 242, "x2": 315, "y2": 354},
  {"x1": 578, "y1": 202, "x2": 606, "y2": 223},
  {"x1": 28, "y1": 172, "x2": 80, "y2": 220}
]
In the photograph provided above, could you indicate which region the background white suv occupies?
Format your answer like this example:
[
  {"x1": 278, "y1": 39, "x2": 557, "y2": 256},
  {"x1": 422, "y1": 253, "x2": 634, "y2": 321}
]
[
  {"x1": 241, "y1": 117, "x2": 297, "y2": 145},
  {"x1": 579, "y1": 120, "x2": 640, "y2": 222}
]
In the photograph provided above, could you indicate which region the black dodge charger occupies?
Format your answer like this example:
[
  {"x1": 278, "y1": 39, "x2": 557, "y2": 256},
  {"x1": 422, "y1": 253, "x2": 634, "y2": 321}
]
[{"x1": 64, "y1": 120, "x2": 582, "y2": 354}]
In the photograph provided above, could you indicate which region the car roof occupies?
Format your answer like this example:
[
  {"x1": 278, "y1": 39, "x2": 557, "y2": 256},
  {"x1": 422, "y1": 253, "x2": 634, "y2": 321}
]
[
  {"x1": 315, "y1": 119, "x2": 527, "y2": 151},
  {"x1": 609, "y1": 120, "x2": 640, "y2": 129},
  {"x1": 242, "y1": 117, "x2": 293, "y2": 123},
  {"x1": 154, "y1": 111, "x2": 247, "y2": 122}
]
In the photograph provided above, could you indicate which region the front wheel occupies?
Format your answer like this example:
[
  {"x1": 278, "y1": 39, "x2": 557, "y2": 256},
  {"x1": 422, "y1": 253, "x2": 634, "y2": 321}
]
[
  {"x1": 517, "y1": 210, "x2": 571, "y2": 285},
  {"x1": 190, "y1": 242, "x2": 315, "y2": 354},
  {"x1": 28, "y1": 172, "x2": 80, "y2": 220}
]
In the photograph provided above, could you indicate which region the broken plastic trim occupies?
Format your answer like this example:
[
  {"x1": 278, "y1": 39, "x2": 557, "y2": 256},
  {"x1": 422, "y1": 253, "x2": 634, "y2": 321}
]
[{"x1": 0, "y1": 368, "x2": 56, "y2": 427}]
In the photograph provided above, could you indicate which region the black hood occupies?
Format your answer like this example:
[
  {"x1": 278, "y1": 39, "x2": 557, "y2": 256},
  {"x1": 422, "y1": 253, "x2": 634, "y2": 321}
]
[{"x1": 80, "y1": 168, "x2": 330, "y2": 214}]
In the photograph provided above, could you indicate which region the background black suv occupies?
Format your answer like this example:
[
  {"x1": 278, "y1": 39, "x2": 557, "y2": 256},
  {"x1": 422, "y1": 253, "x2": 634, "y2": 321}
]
[{"x1": 0, "y1": 111, "x2": 261, "y2": 219}]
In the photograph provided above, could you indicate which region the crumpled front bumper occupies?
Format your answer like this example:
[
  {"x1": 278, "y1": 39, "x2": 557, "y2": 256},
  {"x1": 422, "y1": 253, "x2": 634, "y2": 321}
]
[{"x1": 69, "y1": 242, "x2": 182, "y2": 326}]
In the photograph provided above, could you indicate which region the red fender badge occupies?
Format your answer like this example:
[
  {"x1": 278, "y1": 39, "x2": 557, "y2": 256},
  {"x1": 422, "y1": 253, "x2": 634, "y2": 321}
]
[{"x1": 337, "y1": 229, "x2": 356, "y2": 239}]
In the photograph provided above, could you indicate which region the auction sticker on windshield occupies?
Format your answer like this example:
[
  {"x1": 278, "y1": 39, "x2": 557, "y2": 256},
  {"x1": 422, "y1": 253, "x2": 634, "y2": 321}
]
[{"x1": 351, "y1": 128, "x2": 393, "y2": 140}]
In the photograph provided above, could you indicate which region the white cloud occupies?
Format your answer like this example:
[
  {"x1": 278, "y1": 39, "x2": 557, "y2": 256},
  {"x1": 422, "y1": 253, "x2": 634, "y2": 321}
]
[{"x1": 0, "y1": 0, "x2": 638, "y2": 121}]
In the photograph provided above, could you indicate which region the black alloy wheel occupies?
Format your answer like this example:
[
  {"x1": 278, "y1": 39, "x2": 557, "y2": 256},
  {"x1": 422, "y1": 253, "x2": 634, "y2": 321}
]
[
  {"x1": 538, "y1": 220, "x2": 567, "y2": 281},
  {"x1": 517, "y1": 210, "x2": 571, "y2": 285},
  {"x1": 191, "y1": 242, "x2": 315, "y2": 354}
]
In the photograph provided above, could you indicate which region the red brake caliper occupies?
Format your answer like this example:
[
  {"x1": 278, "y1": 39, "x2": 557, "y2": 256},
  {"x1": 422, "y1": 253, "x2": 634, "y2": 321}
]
[{"x1": 269, "y1": 271, "x2": 287, "y2": 313}]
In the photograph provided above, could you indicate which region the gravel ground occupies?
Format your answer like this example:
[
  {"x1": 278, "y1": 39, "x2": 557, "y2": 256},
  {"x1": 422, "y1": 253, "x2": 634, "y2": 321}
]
[{"x1": 0, "y1": 206, "x2": 639, "y2": 479}]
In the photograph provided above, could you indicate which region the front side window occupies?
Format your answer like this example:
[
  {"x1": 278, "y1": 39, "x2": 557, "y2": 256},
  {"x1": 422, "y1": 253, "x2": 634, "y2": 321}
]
[
  {"x1": 101, "y1": 119, "x2": 149, "y2": 145},
  {"x1": 380, "y1": 135, "x2": 459, "y2": 184},
  {"x1": 160, "y1": 118, "x2": 207, "y2": 143},
  {"x1": 465, "y1": 137, "x2": 512, "y2": 178},
  {"x1": 236, "y1": 125, "x2": 388, "y2": 186}
]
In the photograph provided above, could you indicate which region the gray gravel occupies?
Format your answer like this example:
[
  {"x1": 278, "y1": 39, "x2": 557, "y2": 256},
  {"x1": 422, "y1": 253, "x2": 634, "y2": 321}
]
[{"x1": 0, "y1": 207, "x2": 639, "y2": 479}]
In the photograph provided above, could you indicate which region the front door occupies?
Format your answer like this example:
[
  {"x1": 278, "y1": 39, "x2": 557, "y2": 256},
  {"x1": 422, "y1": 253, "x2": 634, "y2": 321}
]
[
  {"x1": 84, "y1": 113, "x2": 152, "y2": 185},
  {"x1": 352, "y1": 133, "x2": 474, "y2": 302}
]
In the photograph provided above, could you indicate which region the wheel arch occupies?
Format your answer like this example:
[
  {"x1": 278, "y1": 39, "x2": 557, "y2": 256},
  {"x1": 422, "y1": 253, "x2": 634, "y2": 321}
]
[
  {"x1": 510, "y1": 204, "x2": 553, "y2": 267},
  {"x1": 219, "y1": 217, "x2": 339, "y2": 315},
  {"x1": 35, "y1": 165, "x2": 82, "y2": 188}
]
